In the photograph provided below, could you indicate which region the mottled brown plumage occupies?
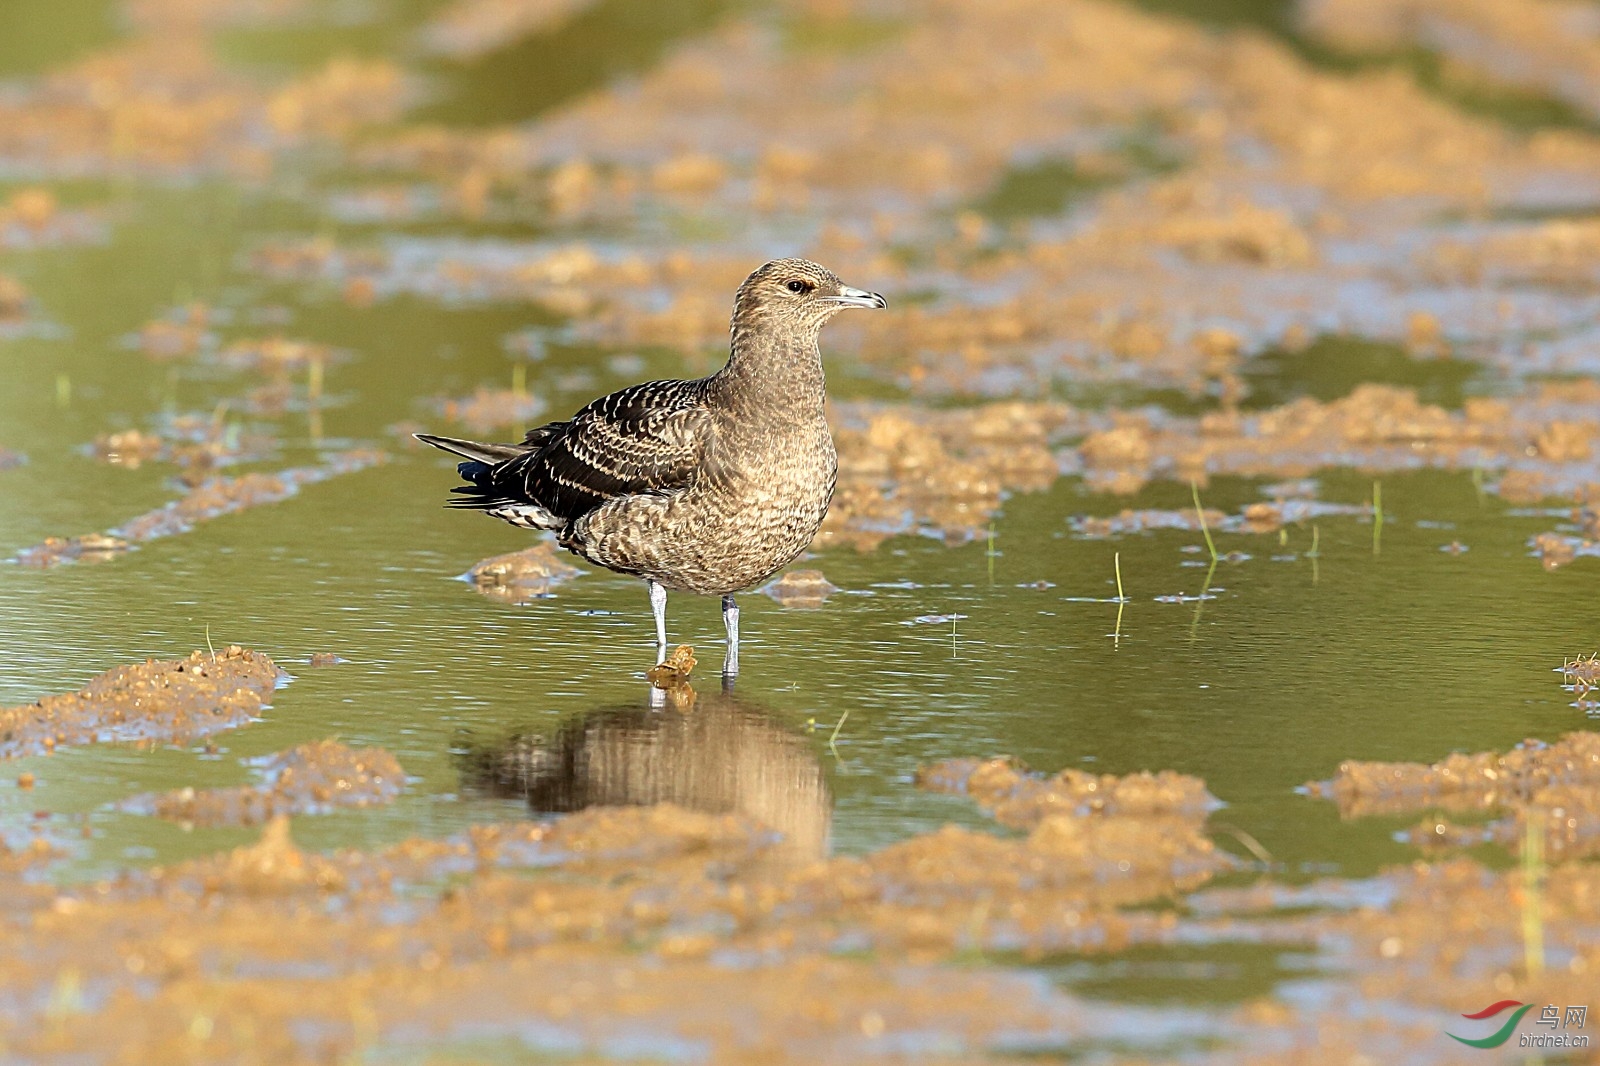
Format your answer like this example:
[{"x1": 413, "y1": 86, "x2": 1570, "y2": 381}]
[{"x1": 416, "y1": 257, "x2": 885, "y2": 674}]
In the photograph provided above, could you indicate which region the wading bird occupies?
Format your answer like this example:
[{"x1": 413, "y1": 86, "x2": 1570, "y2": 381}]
[{"x1": 416, "y1": 257, "x2": 885, "y2": 678}]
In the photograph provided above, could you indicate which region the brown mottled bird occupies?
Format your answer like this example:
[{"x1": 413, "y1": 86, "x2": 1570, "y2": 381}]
[{"x1": 416, "y1": 258, "x2": 885, "y2": 676}]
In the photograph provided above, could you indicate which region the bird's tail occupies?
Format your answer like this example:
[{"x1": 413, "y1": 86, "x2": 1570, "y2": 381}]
[
  {"x1": 413, "y1": 433, "x2": 528, "y2": 464},
  {"x1": 416, "y1": 431, "x2": 561, "y2": 529}
]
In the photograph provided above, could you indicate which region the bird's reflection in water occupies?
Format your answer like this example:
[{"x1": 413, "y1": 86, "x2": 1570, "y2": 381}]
[{"x1": 456, "y1": 686, "x2": 832, "y2": 860}]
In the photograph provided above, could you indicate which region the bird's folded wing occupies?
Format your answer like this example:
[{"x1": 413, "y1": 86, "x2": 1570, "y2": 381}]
[{"x1": 520, "y1": 382, "x2": 713, "y2": 517}]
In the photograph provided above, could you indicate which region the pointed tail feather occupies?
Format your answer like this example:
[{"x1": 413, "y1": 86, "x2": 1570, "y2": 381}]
[{"x1": 414, "y1": 432, "x2": 528, "y2": 464}]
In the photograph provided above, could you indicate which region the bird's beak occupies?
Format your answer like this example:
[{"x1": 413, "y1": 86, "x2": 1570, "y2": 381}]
[{"x1": 823, "y1": 285, "x2": 887, "y2": 309}]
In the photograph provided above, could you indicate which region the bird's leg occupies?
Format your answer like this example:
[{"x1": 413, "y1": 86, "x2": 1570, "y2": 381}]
[
  {"x1": 648, "y1": 580, "x2": 668, "y2": 664},
  {"x1": 722, "y1": 594, "x2": 740, "y2": 679}
]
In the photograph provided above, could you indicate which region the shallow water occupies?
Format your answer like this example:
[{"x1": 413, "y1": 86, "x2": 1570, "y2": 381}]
[
  {"x1": 1, "y1": 186, "x2": 1589, "y2": 954},
  {"x1": 1, "y1": 0, "x2": 1598, "y2": 1048}
]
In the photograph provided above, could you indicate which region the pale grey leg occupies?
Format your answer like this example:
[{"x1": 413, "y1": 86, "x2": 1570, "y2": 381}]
[
  {"x1": 648, "y1": 580, "x2": 668, "y2": 663},
  {"x1": 722, "y1": 594, "x2": 740, "y2": 678}
]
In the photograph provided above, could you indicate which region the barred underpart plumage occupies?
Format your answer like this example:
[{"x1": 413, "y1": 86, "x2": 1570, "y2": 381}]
[{"x1": 416, "y1": 257, "x2": 886, "y2": 677}]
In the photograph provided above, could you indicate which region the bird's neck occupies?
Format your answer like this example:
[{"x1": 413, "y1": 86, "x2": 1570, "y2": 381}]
[{"x1": 709, "y1": 324, "x2": 827, "y2": 421}]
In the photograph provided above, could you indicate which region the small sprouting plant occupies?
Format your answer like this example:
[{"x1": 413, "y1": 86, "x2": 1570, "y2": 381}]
[{"x1": 1562, "y1": 652, "x2": 1600, "y2": 695}]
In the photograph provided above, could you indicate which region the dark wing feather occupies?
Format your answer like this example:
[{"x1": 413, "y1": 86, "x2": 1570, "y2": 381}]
[{"x1": 458, "y1": 380, "x2": 711, "y2": 521}]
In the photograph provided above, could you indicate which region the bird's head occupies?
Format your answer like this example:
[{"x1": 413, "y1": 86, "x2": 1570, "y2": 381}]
[{"x1": 732, "y1": 258, "x2": 886, "y2": 340}]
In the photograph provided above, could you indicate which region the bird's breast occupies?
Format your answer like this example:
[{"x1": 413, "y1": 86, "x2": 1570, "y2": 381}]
[
  {"x1": 574, "y1": 411, "x2": 837, "y2": 594},
  {"x1": 716, "y1": 416, "x2": 836, "y2": 512}
]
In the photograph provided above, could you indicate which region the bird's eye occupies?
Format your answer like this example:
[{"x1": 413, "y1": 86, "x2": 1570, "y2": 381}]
[{"x1": 785, "y1": 279, "x2": 812, "y2": 294}]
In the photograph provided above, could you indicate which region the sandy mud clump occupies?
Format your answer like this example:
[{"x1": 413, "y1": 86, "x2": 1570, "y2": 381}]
[
  {"x1": 0, "y1": 275, "x2": 32, "y2": 323},
  {"x1": 465, "y1": 541, "x2": 581, "y2": 603},
  {"x1": 0, "y1": 20, "x2": 406, "y2": 180},
  {"x1": 646, "y1": 644, "x2": 698, "y2": 692},
  {"x1": 435, "y1": 386, "x2": 548, "y2": 434},
  {"x1": 1529, "y1": 502, "x2": 1600, "y2": 568},
  {"x1": 760, "y1": 568, "x2": 839, "y2": 608},
  {"x1": 130, "y1": 302, "x2": 219, "y2": 359},
  {"x1": 124, "y1": 740, "x2": 404, "y2": 827},
  {"x1": 0, "y1": 187, "x2": 104, "y2": 250},
  {"x1": 0, "y1": 647, "x2": 281, "y2": 759},
  {"x1": 1308, "y1": 731, "x2": 1600, "y2": 859},
  {"x1": 11, "y1": 532, "x2": 133, "y2": 567},
  {"x1": 92, "y1": 416, "x2": 275, "y2": 474},
  {"x1": 919, "y1": 755, "x2": 1220, "y2": 829},
  {"x1": 824, "y1": 755, "x2": 1238, "y2": 950},
  {"x1": 897, "y1": 757, "x2": 1230, "y2": 924},
  {"x1": 1070, "y1": 384, "x2": 1600, "y2": 508},
  {"x1": 15, "y1": 450, "x2": 386, "y2": 567},
  {"x1": 216, "y1": 335, "x2": 339, "y2": 376},
  {"x1": 822, "y1": 401, "x2": 1073, "y2": 549}
]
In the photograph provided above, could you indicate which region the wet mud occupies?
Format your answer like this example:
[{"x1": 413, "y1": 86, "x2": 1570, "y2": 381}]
[
  {"x1": 0, "y1": 14, "x2": 405, "y2": 179},
  {"x1": 20, "y1": 742, "x2": 1585, "y2": 1063},
  {"x1": 918, "y1": 756, "x2": 1219, "y2": 830},
  {"x1": 1069, "y1": 383, "x2": 1600, "y2": 505},
  {"x1": 0, "y1": 647, "x2": 281, "y2": 759},
  {"x1": 0, "y1": 187, "x2": 104, "y2": 250},
  {"x1": 1188, "y1": 857, "x2": 1600, "y2": 1065},
  {"x1": 123, "y1": 740, "x2": 404, "y2": 828},
  {"x1": 760, "y1": 568, "x2": 839, "y2": 608},
  {"x1": 435, "y1": 386, "x2": 548, "y2": 434},
  {"x1": 14, "y1": 450, "x2": 386, "y2": 568},
  {"x1": 92, "y1": 416, "x2": 276, "y2": 474},
  {"x1": 823, "y1": 402, "x2": 1071, "y2": 549},
  {"x1": 216, "y1": 336, "x2": 340, "y2": 377},
  {"x1": 0, "y1": 275, "x2": 32, "y2": 324},
  {"x1": 645, "y1": 644, "x2": 698, "y2": 690},
  {"x1": 1, "y1": 669, "x2": 1593, "y2": 1062},
  {"x1": 1308, "y1": 731, "x2": 1600, "y2": 859},
  {"x1": 0, "y1": 747, "x2": 1246, "y2": 1063},
  {"x1": 465, "y1": 540, "x2": 582, "y2": 603}
]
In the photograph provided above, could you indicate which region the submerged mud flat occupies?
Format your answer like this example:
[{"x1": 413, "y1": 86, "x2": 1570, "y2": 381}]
[
  {"x1": 123, "y1": 740, "x2": 405, "y2": 827},
  {"x1": 13, "y1": 450, "x2": 387, "y2": 568}
]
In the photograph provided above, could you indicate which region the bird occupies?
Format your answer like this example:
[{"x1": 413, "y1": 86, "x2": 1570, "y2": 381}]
[{"x1": 415, "y1": 257, "x2": 885, "y2": 677}]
